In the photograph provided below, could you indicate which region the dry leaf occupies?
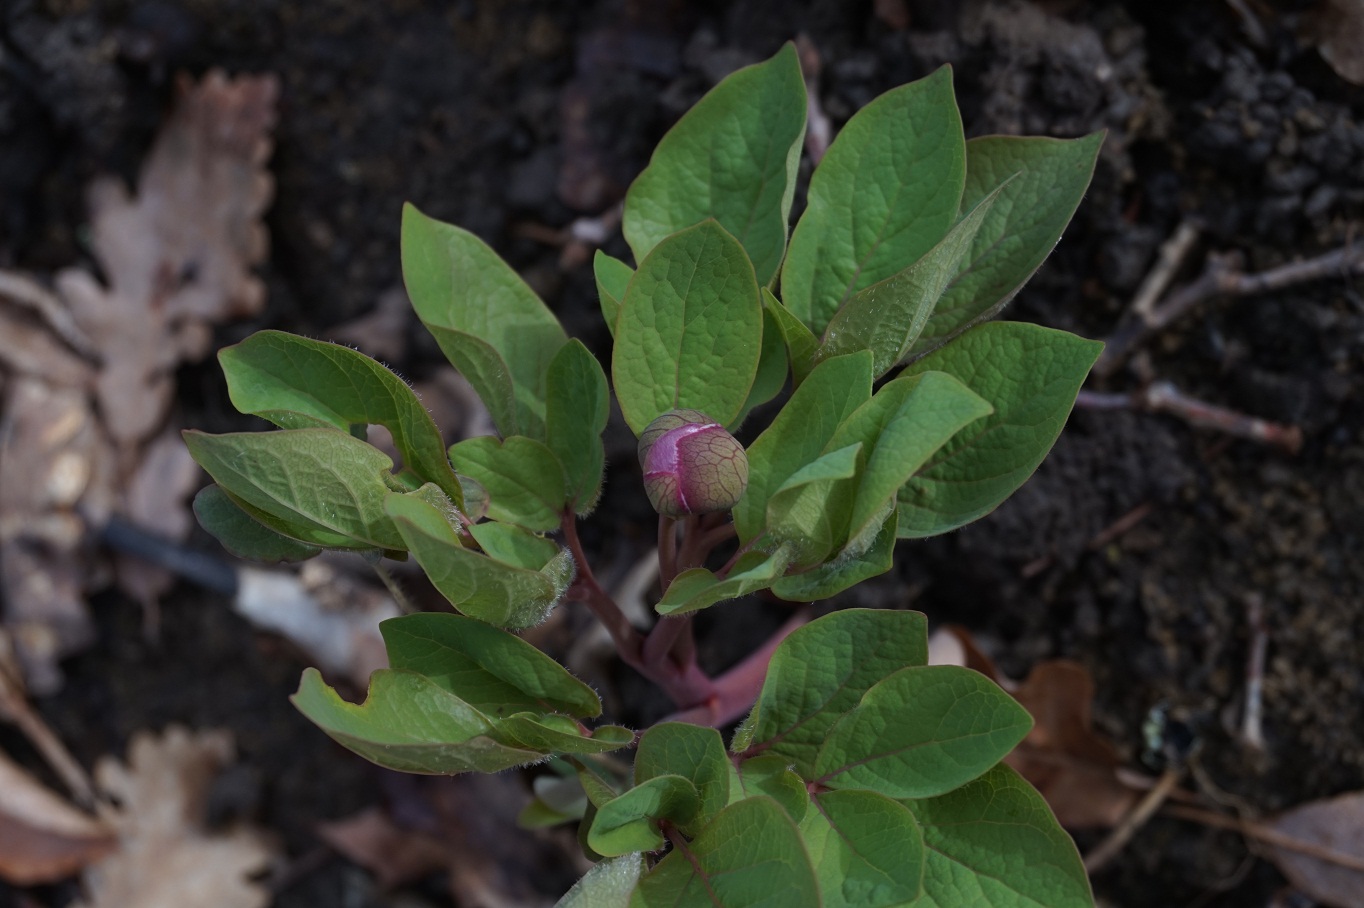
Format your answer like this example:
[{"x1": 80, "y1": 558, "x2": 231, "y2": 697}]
[
  {"x1": 1304, "y1": 0, "x2": 1364, "y2": 85},
  {"x1": 76, "y1": 726, "x2": 275, "y2": 908},
  {"x1": 1266, "y1": 791, "x2": 1364, "y2": 908},
  {"x1": 0, "y1": 749, "x2": 114, "y2": 885},
  {"x1": 317, "y1": 807, "x2": 449, "y2": 889}
]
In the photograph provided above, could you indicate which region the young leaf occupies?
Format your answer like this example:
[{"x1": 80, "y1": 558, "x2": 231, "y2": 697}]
[
  {"x1": 588, "y1": 775, "x2": 702, "y2": 857},
  {"x1": 634, "y1": 724, "x2": 731, "y2": 835},
  {"x1": 813, "y1": 665, "x2": 1032, "y2": 799},
  {"x1": 380, "y1": 612, "x2": 603, "y2": 718},
  {"x1": 495, "y1": 714, "x2": 634, "y2": 755},
  {"x1": 545, "y1": 340, "x2": 610, "y2": 513},
  {"x1": 782, "y1": 66, "x2": 965, "y2": 335},
  {"x1": 449, "y1": 435, "x2": 567, "y2": 532},
  {"x1": 799, "y1": 789, "x2": 924, "y2": 908},
  {"x1": 769, "y1": 508, "x2": 897, "y2": 602},
  {"x1": 762, "y1": 289, "x2": 819, "y2": 387},
  {"x1": 655, "y1": 548, "x2": 791, "y2": 616},
  {"x1": 401, "y1": 203, "x2": 568, "y2": 438},
  {"x1": 902, "y1": 764, "x2": 1092, "y2": 908},
  {"x1": 909, "y1": 132, "x2": 1105, "y2": 359},
  {"x1": 896, "y1": 322, "x2": 1103, "y2": 537},
  {"x1": 730, "y1": 308, "x2": 789, "y2": 429},
  {"x1": 555, "y1": 854, "x2": 644, "y2": 908},
  {"x1": 184, "y1": 428, "x2": 405, "y2": 550},
  {"x1": 829, "y1": 370, "x2": 993, "y2": 554},
  {"x1": 727, "y1": 755, "x2": 810, "y2": 824},
  {"x1": 613, "y1": 220, "x2": 764, "y2": 434},
  {"x1": 816, "y1": 182, "x2": 1005, "y2": 380},
  {"x1": 594, "y1": 250, "x2": 633, "y2": 337},
  {"x1": 623, "y1": 43, "x2": 806, "y2": 287},
  {"x1": 218, "y1": 331, "x2": 463, "y2": 507},
  {"x1": 192, "y1": 484, "x2": 322, "y2": 563},
  {"x1": 384, "y1": 492, "x2": 571, "y2": 628},
  {"x1": 733, "y1": 351, "x2": 872, "y2": 544},
  {"x1": 418, "y1": 328, "x2": 520, "y2": 438},
  {"x1": 740, "y1": 609, "x2": 928, "y2": 776},
  {"x1": 631, "y1": 797, "x2": 819, "y2": 908},
  {"x1": 292, "y1": 668, "x2": 543, "y2": 774},
  {"x1": 763, "y1": 443, "x2": 861, "y2": 566}
]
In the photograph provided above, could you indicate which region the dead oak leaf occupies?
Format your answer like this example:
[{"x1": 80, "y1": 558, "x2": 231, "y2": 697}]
[
  {"x1": 1266, "y1": 791, "x2": 1364, "y2": 908},
  {"x1": 75, "y1": 726, "x2": 275, "y2": 908}
]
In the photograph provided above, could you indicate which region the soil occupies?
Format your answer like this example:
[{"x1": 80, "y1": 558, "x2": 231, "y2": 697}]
[{"x1": 3, "y1": 0, "x2": 1364, "y2": 906}]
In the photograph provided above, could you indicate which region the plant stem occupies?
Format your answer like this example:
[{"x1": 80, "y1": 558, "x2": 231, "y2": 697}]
[{"x1": 658, "y1": 516, "x2": 678, "y2": 588}]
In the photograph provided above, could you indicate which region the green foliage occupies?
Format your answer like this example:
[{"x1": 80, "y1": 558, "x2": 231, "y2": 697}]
[{"x1": 188, "y1": 40, "x2": 1104, "y2": 908}]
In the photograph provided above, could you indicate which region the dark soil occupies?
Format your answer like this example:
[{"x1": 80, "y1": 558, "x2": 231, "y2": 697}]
[{"x1": 3, "y1": 0, "x2": 1364, "y2": 906}]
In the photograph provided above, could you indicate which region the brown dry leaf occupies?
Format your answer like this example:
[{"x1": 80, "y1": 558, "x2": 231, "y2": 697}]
[
  {"x1": 76, "y1": 726, "x2": 275, "y2": 908},
  {"x1": 1007, "y1": 660, "x2": 1139, "y2": 829},
  {"x1": 114, "y1": 430, "x2": 205, "y2": 609},
  {"x1": 0, "y1": 749, "x2": 114, "y2": 885},
  {"x1": 317, "y1": 807, "x2": 449, "y2": 889},
  {"x1": 1304, "y1": 0, "x2": 1364, "y2": 85},
  {"x1": 58, "y1": 69, "x2": 276, "y2": 445},
  {"x1": 1266, "y1": 791, "x2": 1364, "y2": 908}
]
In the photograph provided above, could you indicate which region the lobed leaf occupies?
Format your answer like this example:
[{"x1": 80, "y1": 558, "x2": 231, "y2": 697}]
[
  {"x1": 545, "y1": 340, "x2": 610, "y2": 514},
  {"x1": 909, "y1": 132, "x2": 1105, "y2": 360},
  {"x1": 814, "y1": 665, "x2": 1032, "y2": 799},
  {"x1": 623, "y1": 42, "x2": 806, "y2": 287},
  {"x1": 401, "y1": 203, "x2": 567, "y2": 438},
  {"x1": 613, "y1": 220, "x2": 764, "y2": 434},
  {"x1": 449, "y1": 435, "x2": 567, "y2": 532},
  {"x1": 630, "y1": 797, "x2": 819, "y2": 908},
  {"x1": 902, "y1": 764, "x2": 1092, "y2": 908},
  {"x1": 740, "y1": 609, "x2": 928, "y2": 776},
  {"x1": 782, "y1": 66, "x2": 965, "y2": 335},
  {"x1": 218, "y1": 331, "x2": 464, "y2": 507},
  {"x1": 799, "y1": 789, "x2": 925, "y2": 908},
  {"x1": 896, "y1": 322, "x2": 1103, "y2": 537}
]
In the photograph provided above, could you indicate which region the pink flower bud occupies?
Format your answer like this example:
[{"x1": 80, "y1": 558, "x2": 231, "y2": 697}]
[{"x1": 638, "y1": 409, "x2": 749, "y2": 518}]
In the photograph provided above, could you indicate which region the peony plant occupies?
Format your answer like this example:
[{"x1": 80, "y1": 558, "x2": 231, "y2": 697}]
[{"x1": 186, "y1": 42, "x2": 1103, "y2": 907}]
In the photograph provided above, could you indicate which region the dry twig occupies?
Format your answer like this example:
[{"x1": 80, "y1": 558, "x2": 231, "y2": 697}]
[{"x1": 1076, "y1": 381, "x2": 1303, "y2": 453}]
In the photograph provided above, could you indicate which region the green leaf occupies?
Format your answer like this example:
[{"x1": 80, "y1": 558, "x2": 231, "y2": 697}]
[
  {"x1": 903, "y1": 764, "x2": 1092, "y2": 908},
  {"x1": 630, "y1": 797, "x2": 819, "y2": 908},
  {"x1": 733, "y1": 351, "x2": 872, "y2": 544},
  {"x1": 588, "y1": 775, "x2": 702, "y2": 857},
  {"x1": 764, "y1": 443, "x2": 862, "y2": 567},
  {"x1": 495, "y1": 714, "x2": 634, "y2": 755},
  {"x1": 623, "y1": 43, "x2": 806, "y2": 287},
  {"x1": 829, "y1": 370, "x2": 993, "y2": 554},
  {"x1": 816, "y1": 182, "x2": 1005, "y2": 379},
  {"x1": 800, "y1": 789, "x2": 924, "y2": 908},
  {"x1": 770, "y1": 507, "x2": 897, "y2": 602},
  {"x1": 635, "y1": 724, "x2": 730, "y2": 835},
  {"x1": 218, "y1": 331, "x2": 463, "y2": 507},
  {"x1": 192, "y1": 484, "x2": 321, "y2": 563},
  {"x1": 184, "y1": 428, "x2": 405, "y2": 550},
  {"x1": 763, "y1": 288, "x2": 819, "y2": 387},
  {"x1": 655, "y1": 548, "x2": 791, "y2": 616},
  {"x1": 613, "y1": 220, "x2": 764, "y2": 434},
  {"x1": 730, "y1": 308, "x2": 789, "y2": 429},
  {"x1": 380, "y1": 612, "x2": 603, "y2": 718},
  {"x1": 742, "y1": 608, "x2": 928, "y2": 777},
  {"x1": 419, "y1": 327, "x2": 520, "y2": 439},
  {"x1": 384, "y1": 492, "x2": 571, "y2": 628},
  {"x1": 910, "y1": 132, "x2": 1105, "y2": 359},
  {"x1": 401, "y1": 203, "x2": 568, "y2": 438},
  {"x1": 814, "y1": 665, "x2": 1032, "y2": 799},
  {"x1": 449, "y1": 435, "x2": 567, "y2": 532},
  {"x1": 521, "y1": 772, "x2": 589, "y2": 828},
  {"x1": 291, "y1": 668, "x2": 543, "y2": 774},
  {"x1": 782, "y1": 66, "x2": 965, "y2": 335},
  {"x1": 545, "y1": 340, "x2": 610, "y2": 514},
  {"x1": 727, "y1": 755, "x2": 810, "y2": 824},
  {"x1": 556, "y1": 854, "x2": 644, "y2": 908},
  {"x1": 594, "y1": 251, "x2": 633, "y2": 337},
  {"x1": 896, "y1": 322, "x2": 1103, "y2": 537}
]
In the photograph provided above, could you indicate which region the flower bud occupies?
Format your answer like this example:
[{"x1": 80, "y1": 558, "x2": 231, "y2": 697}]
[{"x1": 638, "y1": 409, "x2": 749, "y2": 518}]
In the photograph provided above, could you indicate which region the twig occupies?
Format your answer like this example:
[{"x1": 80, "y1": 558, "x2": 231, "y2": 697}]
[
  {"x1": 1131, "y1": 219, "x2": 1201, "y2": 321},
  {"x1": 1241, "y1": 594, "x2": 1268, "y2": 752},
  {"x1": 1084, "y1": 765, "x2": 1184, "y2": 873},
  {"x1": 0, "y1": 644, "x2": 98, "y2": 808},
  {"x1": 1096, "y1": 242, "x2": 1364, "y2": 377},
  {"x1": 1087, "y1": 502, "x2": 1155, "y2": 551},
  {"x1": 1075, "y1": 381, "x2": 1303, "y2": 453},
  {"x1": 1161, "y1": 803, "x2": 1364, "y2": 874}
]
